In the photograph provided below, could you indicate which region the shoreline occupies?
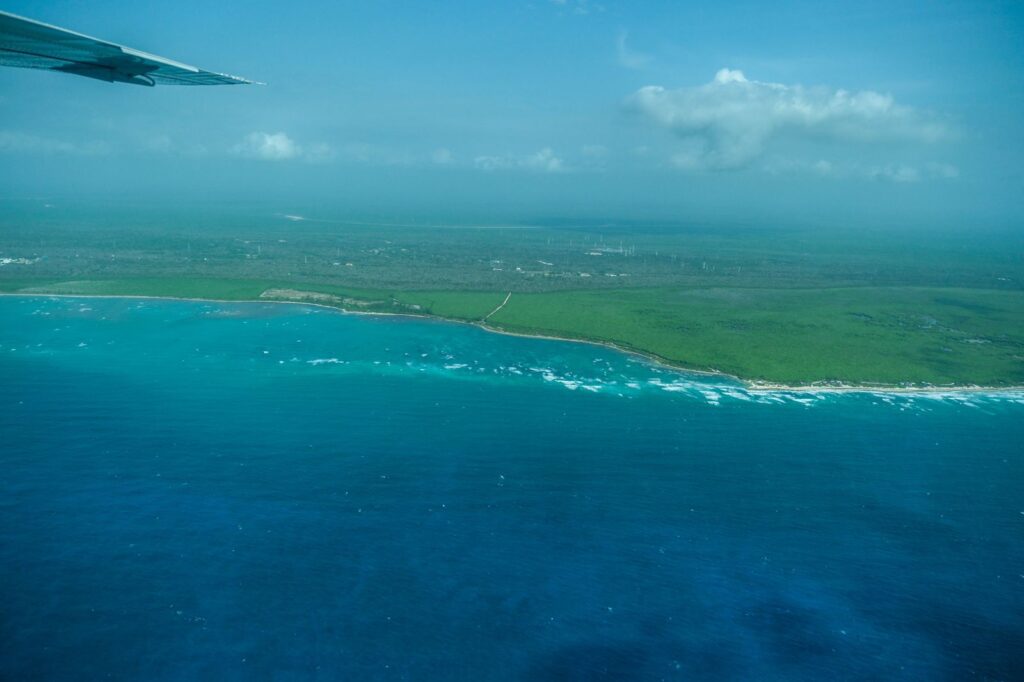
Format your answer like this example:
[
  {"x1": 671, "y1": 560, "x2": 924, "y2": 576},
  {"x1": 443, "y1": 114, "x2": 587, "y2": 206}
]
[{"x1": 3, "y1": 291, "x2": 1022, "y2": 396}]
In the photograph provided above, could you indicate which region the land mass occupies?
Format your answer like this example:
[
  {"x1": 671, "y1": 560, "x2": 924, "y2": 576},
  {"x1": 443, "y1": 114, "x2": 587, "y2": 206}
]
[
  {"x1": 2, "y1": 279, "x2": 1021, "y2": 390},
  {"x1": 1, "y1": 203, "x2": 1022, "y2": 388}
]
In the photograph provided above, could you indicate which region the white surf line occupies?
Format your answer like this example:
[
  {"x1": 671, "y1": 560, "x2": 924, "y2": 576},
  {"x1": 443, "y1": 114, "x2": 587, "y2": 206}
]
[{"x1": 483, "y1": 292, "x2": 512, "y2": 321}]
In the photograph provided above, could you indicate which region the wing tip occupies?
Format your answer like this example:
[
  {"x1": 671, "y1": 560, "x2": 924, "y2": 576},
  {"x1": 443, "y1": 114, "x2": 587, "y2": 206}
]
[
  {"x1": 153, "y1": 71, "x2": 264, "y2": 86},
  {"x1": 207, "y1": 71, "x2": 264, "y2": 86}
]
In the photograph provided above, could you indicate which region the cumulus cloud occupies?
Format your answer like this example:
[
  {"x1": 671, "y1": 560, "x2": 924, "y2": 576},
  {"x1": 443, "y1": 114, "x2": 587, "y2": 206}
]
[
  {"x1": 232, "y1": 131, "x2": 302, "y2": 161},
  {"x1": 474, "y1": 148, "x2": 566, "y2": 173},
  {"x1": 629, "y1": 69, "x2": 951, "y2": 170},
  {"x1": 231, "y1": 131, "x2": 336, "y2": 163}
]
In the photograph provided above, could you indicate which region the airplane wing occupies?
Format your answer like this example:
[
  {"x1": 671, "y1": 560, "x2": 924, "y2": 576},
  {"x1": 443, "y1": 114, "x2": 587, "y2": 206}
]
[{"x1": 0, "y1": 10, "x2": 257, "y2": 86}]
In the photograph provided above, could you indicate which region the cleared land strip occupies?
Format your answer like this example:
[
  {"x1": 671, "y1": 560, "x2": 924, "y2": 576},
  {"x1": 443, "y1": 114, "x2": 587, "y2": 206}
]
[{"x1": 483, "y1": 291, "x2": 512, "y2": 321}]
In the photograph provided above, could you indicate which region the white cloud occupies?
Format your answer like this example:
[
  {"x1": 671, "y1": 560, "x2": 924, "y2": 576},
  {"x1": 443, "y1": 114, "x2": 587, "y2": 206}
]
[
  {"x1": 865, "y1": 163, "x2": 957, "y2": 183},
  {"x1": 629, "y1": 69, "x2": 951, "y2": 170},
  {"x1": 616, "y1": 31, "x2": 651, "y2": 69},
  {"x1": 432, "y1": 148, "x2": 454, "y2": 165},
  {"x1": 763, "y1": 157, "x2": 960, "y2": 183},
  {"x1": 231, "y1": 131, "x2": 336, "y2": 163},
  {"x1": 524, "y1": 148, "x2": 565, "y2": 172},
  {"x1": 232, "y1": 131, "x2": 302, "y2": 161},
  {"x1": 474, "y1": 147, "x2": 566, "y2": 173},
  {"x1": 474, "y1": 155, "x2": 513, "y2": 171},
  {"x1": 812, "y1": 159, "x2": 833, "y2": 175},
  {"x1": 867, "y1": 164, "x2": 920, "y2": 183}
]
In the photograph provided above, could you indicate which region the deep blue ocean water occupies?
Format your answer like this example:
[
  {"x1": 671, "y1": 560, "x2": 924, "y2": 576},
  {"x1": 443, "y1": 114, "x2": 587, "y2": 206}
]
[{"x1": 1, "y1": 296, "x2": 1022, "y2": 681}]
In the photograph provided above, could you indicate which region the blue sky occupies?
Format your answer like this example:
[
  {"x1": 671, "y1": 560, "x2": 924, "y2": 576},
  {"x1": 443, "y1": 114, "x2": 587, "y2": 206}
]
[{"x1": 1, "y1": 0, "x2": 1022, "y2": 225}]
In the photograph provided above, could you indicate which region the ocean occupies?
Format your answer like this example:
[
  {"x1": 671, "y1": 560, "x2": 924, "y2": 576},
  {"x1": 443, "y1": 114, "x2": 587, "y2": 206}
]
[{"x1": 1, "y1": 296, "x2": 1022, "y2": 680}]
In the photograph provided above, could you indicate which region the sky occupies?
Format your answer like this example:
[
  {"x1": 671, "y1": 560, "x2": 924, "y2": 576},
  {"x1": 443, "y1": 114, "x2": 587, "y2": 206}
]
[{"x1": 1, "y1": 0, "x2": 1023, "y2": 226}]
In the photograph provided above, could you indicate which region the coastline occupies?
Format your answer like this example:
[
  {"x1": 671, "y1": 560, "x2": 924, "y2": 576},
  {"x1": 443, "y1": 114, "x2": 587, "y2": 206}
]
[{"x1": 3, "y1": 291, "x2": 1022, "y2": 396}]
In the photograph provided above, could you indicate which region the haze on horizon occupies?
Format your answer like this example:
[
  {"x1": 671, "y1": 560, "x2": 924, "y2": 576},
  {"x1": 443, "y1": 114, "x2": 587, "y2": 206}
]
[{"x1": 1, "y1": 0, "x2": 1022, "y2": 228}]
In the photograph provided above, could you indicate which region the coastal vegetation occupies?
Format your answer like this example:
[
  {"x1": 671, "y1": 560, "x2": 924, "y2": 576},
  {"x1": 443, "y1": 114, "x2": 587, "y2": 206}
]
[{"x1": 2, "y1": 203, "x2": 1022, "y2": 387}]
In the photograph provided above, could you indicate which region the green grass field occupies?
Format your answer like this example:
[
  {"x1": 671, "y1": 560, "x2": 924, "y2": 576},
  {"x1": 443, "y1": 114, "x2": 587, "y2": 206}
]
[
  {"x1": 2, "y1": 204, "x2": 1021, "y2": 387},
  {"x1": 0, "y1": 277, "x2": 508, "y2": 322},
  {"x1": 489, "y1": 287, "x2": 1024, "y2": 386},
  {"x1": 3, "y1": 277, "x2": 1021, "y2": 386}
]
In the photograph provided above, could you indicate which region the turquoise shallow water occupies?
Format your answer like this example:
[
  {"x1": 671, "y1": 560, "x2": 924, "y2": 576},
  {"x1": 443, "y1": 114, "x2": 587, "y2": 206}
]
[{"x1": 1, "y1": 296, "x2": 1022, "y2": 680}]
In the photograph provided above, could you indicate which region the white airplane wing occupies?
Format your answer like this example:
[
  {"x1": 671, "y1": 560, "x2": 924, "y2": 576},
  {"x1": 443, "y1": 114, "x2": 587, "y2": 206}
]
[{"x1": 0, "y1": 10, "x2": 257, "y2": 86}]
